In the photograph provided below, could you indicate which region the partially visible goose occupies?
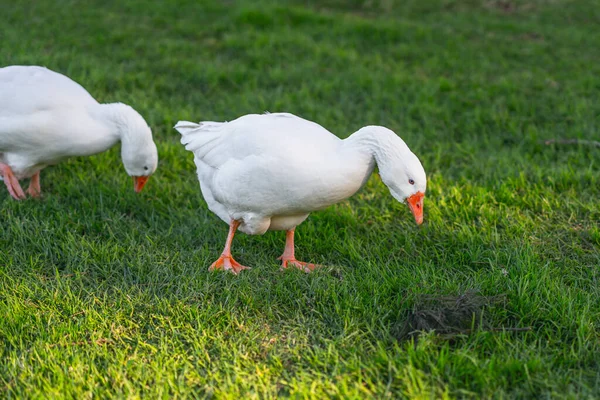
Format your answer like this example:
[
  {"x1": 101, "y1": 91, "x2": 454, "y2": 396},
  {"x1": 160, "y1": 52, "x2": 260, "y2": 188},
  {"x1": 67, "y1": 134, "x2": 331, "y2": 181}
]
[
  {"x1": 176, "y1": 112, "x2": 426, "y2": 274},
  {"x1": 0, "y1": 65, "x2": 158, "y2": 199}
]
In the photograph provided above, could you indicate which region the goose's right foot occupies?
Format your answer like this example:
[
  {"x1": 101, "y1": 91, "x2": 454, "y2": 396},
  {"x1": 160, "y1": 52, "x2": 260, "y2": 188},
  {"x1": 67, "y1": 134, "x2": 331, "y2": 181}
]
[
  {"x1": 209, "y1": 219, "x2": 250, "y2": 275},
  {"x1": 27, "y1": 171, "x2": 41, "y2": 198},
  {"x1": 209, "y1": 255, "x2": 250, "y2": 275}
]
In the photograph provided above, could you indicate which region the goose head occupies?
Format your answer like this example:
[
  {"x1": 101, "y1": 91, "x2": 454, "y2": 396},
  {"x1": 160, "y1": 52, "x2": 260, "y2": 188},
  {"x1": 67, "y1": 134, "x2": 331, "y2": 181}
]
[
  {"x1": 380, "y1": 148, "x2": 426, "y2": 225},
  {"x1": 108, "y1": 103, "x2": 158, "y2": 192},
  {"x1": 356, "y1": 126, "x2": 427, "y2": 224}
]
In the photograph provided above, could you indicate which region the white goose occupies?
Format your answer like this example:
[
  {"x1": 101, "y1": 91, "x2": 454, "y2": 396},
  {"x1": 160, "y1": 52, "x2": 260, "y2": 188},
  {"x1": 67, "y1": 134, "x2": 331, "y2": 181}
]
[
  {"x1": 0, "y1": 65, "x2": 158, "y2": 199},
  {"x1": 176, "y1": 112, "x2": 426, "y2": 274}
]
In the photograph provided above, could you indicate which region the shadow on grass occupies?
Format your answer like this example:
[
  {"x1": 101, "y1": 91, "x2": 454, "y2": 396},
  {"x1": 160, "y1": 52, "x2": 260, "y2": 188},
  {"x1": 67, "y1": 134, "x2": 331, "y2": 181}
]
[{"x1": 392, "y1": 291, "x2": 530, "y2": 343}]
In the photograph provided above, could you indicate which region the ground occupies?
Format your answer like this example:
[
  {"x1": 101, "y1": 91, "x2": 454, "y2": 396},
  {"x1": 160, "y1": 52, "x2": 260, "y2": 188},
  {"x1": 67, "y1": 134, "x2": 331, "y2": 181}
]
[{"x1": 1, "y1": 0, "x2": 599, "y2": 398}]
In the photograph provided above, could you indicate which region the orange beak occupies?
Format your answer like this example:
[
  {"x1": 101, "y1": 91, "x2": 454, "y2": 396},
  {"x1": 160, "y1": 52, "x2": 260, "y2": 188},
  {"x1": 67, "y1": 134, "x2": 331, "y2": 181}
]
[
  {"x1": 133, "y1": 176, "x2": 149, "y2": 193},
  {"x1": 406, "y1": 192, "x2": 424, "y2": 225}
]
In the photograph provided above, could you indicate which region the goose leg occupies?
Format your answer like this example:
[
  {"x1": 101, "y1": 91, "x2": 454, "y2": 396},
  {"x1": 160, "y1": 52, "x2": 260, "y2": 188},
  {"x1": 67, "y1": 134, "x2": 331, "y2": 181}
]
[
  {"x1": 278, "y1": 229, "x2": 319, "y2": 272},
  {"x1": 0, "y1": 163, "x2": 26, "y2": 200},
  {"x1": 27, "y1": 171, "x2": 41, "y2": 198},
  {"x1": 209, "y1": 219, "x2": 250, "y2": 274}
]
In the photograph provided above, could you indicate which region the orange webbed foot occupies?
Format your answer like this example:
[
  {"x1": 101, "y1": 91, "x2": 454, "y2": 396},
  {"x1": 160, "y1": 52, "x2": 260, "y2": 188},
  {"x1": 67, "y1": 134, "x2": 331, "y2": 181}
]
[
  {"x1": 209, "y1": 255, "x2": 250, "y2": 275},
  {"x1": 27, "y1": 186, "x2": 41, "y2": 198},
  {"x1": 0, "y1": 164, "x2": 26, "y2": 200},
  {"x1": 278, "y1": 256, "x2": 320, "y2": 273},
  {"x1": 27, "y1": 173, "x2": 41, "y2": 198}
]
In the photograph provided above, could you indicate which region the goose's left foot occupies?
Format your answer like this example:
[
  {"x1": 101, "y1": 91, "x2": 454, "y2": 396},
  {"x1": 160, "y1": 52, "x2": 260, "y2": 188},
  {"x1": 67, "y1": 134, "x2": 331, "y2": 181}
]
[
  {"x1": 279, "y1": 256, "x2": 319, "y2": 273},
  {"x1": 278, "y1": 228, "x2": 320, "y2": 273},
  {"x1": 0, "y1": 163, "x2": 26, "y2": 200},
  {"x1": 27, "y1": 172, "x2": 41, "y2": 198}
]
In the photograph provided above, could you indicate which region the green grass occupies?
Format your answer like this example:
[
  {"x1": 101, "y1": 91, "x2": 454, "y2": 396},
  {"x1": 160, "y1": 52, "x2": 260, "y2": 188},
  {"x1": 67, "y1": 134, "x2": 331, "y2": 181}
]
[{"x1": 1, "y1": 0, "x2": 600, "y2": 398}]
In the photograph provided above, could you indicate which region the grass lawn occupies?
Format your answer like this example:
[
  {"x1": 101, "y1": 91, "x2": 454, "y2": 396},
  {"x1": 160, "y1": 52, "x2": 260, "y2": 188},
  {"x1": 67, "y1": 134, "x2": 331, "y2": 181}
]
[{"x1": 1, "y1": 0, "x2": 599, "y2": 397}]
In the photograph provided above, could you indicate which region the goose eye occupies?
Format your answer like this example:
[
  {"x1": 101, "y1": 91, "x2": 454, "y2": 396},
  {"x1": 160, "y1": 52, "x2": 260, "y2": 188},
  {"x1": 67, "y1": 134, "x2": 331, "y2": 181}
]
[
  {"x1": 409, "y1": 179, "x2": 415, "y2": 185},
  {"x1": 144, "y1": 166, "x2": 149, "y2": 171}
]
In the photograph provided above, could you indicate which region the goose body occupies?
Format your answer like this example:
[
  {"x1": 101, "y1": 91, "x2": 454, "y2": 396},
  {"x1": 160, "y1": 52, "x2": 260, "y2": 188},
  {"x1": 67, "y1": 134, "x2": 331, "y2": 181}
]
[
  {"x1": 179, "y1": 113, "x2": 375, "y2": 234},
  {"x1": 176, "y1": 112, "x2": 426, "y2": 274},
  {"x1": 0, "y1": 65, "x2": 158, "y2": 198}
]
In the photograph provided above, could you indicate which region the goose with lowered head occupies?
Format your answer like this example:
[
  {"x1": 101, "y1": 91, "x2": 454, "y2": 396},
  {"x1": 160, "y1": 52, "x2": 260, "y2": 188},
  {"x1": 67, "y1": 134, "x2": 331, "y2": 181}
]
[
  {"x1": 0, "y1": 65, "x2": 158, "y2": 199},
  {"x1": 176, "y1": 112, "x2": 426, "y2": 274}
]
